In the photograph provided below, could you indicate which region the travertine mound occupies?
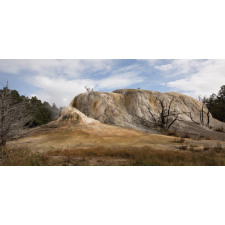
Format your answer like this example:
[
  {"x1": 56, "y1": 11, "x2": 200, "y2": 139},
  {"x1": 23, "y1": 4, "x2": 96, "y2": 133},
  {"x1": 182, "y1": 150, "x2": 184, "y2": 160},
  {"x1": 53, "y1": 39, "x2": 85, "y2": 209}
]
[
  {"x1": 15, "y1": 89, "x2": 225, "y2": 147},
  {"x1": 68, "y1": 89, "x2": 225, "y2": 134},
  {"x1": 60, "y1": 105, "x2": 101, "y2": 126}
]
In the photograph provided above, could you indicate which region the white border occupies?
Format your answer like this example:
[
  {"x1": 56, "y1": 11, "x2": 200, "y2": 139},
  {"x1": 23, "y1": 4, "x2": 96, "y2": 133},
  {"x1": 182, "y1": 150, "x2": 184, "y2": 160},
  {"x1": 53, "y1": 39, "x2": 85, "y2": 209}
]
[
  {"x1": 1, "y1": 0, "x2": 225, "y2": 224},
  {"x1": 1, "y1": 167, "x2": 225, "y2": 225},
  {"x1": 0, "y1": 0, "x2": 225, "y2": 59}
]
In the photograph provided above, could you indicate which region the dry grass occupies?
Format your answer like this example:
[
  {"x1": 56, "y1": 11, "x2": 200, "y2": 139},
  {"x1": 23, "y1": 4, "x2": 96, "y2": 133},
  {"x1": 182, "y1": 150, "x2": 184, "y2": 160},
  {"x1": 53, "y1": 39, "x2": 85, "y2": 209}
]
[
  {"x1": 182, "y1": 132, "x2": 191, "y2": 139},
  {"x1": 2, "y1": 142, "x2": 225, "y2": 166},
  {"x1": 172, "y1": 137, "x2": 185, "y2": 143},
  {"x1": 203, "y1": 145, "x2": 210, "y2": 151},
  {"x1": 0, "y1": 146, "x2": 49, "y2": 166},
  {"x1": 179, "y1": 145, "x2": 188, "y2": 150},
  {"x1": 45, "y1": 145, "x2": 225, "y2": 166},
  {"x1": 161, "y1": 129, "x2": 179, "y2": 137}
]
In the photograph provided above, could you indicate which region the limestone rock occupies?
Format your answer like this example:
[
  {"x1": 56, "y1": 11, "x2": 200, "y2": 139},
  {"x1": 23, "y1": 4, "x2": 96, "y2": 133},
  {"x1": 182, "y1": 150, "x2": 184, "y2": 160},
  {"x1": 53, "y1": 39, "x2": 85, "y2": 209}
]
[{"x1": 59, "y1": 89, "x2": 225, "y2": 138}]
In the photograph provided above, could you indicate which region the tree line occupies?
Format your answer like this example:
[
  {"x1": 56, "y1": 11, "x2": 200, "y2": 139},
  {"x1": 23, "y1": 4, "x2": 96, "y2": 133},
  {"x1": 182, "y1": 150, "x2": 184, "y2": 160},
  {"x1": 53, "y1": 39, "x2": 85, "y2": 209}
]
[
  {"x1": 203, "y1": 85, "x2": 225, "y2": 123},
  {"x1": 0, "y1": 83, "x2": 62, "y2": 146}
]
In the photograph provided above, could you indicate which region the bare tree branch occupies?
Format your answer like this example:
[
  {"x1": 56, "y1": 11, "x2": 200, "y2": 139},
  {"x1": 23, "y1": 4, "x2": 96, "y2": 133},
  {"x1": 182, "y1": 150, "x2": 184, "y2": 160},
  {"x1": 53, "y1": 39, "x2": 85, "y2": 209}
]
[
  {"x1": 131, "y1": 97, "x2": 182, "y2": 130},
  {"x1": 189, "y1": 97, "x2": 211, "y2": 127},
  {"x1": 84, "y1": 86, "x2": 94, "y2": 92}
]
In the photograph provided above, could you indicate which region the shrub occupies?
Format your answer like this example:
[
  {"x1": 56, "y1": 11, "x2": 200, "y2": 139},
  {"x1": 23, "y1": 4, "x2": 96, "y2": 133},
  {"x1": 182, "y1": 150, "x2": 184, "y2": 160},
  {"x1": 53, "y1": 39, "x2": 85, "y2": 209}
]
[
  {"x1": 189, "y1": 144, "x2": 199, "y2": 152},
  {"x1": 179, "y1": 145, "x2": 188, "y2": 150},
  {"x1": 203, "y1": 145, "x2": 210, "y2": 151},
  {"x1": 214, "y1": 127, "x2": 224, "y2": 133},
  {"x1": 191, "y1": 135, "x2": 202, "y2": 141},
  {"x1": 182, "y1": 132, "x2": 191, "y2": 139},
  {"x1": 165, "y1": 130, "x2": 179, "y2": 137},
  {"x1": 214, "y1": 142, "x2": 223, "y2": 152},
  {"x1": 173, "y1": 138, "x2": 185, "y2": 143}
]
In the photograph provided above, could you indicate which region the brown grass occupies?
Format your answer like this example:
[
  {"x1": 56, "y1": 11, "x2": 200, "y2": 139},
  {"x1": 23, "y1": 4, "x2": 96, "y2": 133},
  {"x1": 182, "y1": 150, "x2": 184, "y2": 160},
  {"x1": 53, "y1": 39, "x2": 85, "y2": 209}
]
[
  {"x1": 2, "y1": 144, "x2": 225, "y2": 166},
  {"x1": 179, "y1": 145, "x2": 188, "y2": 150},
  {"x1": 182, "y1": 132, "x2": 191, "y2": 139},
  {"x1": 172, "y1": 137, "x2": 185, "y2": 143},
  {"x1": 164, "y1": 130, "x2": 179, "y2": 137},
  {"x1": 46, "y1": 146, "x2": 225, "y2": 166},
  {"x1": 0, "y1": 146, "x2": 49, "y2": 166}
]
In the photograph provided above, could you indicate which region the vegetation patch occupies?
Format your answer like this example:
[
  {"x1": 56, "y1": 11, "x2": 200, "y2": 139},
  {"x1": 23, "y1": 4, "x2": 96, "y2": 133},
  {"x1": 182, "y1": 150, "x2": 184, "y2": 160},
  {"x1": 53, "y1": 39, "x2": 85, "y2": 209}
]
[
  {"x1": 214, "y1": 127, "x2": 224, "y2": 133},
  {"x1": 164, "y1": 129, "x2": 179, "y2": 137},
  {"x1": 172, "y1": 138, "x2": 185, "y2": 143},
  {"x1": 0, "y1": 147, "x2": 49, "y2": 166}
]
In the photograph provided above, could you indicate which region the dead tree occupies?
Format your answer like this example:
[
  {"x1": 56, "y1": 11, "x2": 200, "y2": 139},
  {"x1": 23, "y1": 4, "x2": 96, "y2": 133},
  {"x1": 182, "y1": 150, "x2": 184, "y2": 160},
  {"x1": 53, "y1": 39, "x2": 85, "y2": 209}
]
[
  {"x1": 132, "y1": 97, "x2": 182, "y2": 130},
  {"x1": 203, "y1": 98, "x2": 211, "y2": 128},
  {"x1": 84, "y1": 86, "x2": 94, "y2": 92},
  {"x1": 189, "y1": 97, "x2": 211, "y2": 127},
  {"x1": 156, "y1": 97, "x2": 182, "y2": 129},
  {"x1": 0, "y1": 82, "x2": 29, "y2": 146}
]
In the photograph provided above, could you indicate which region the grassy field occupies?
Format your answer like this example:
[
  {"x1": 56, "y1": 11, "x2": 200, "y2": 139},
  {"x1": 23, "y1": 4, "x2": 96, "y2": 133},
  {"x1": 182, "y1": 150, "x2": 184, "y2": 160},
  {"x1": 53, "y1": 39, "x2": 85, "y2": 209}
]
[{"x1": 2, "y1": 143, "x2": 225, "y2": 166}]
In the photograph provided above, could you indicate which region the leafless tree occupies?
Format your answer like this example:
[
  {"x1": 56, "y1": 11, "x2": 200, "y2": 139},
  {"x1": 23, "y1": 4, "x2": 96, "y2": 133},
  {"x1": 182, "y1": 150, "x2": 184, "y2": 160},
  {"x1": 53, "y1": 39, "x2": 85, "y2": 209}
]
[
  {"x1": 189, "y1": 97, "x2": 211, "y2": 127},
  {"x1": 84, "y1": 86, "x2": 94, "y2": 92},
  {"x1": 0, "y1": 82, "x2": 30, "y2": 146},
  {"x1": 132, "y1": 97, "x2": 182, "y2": 130}
]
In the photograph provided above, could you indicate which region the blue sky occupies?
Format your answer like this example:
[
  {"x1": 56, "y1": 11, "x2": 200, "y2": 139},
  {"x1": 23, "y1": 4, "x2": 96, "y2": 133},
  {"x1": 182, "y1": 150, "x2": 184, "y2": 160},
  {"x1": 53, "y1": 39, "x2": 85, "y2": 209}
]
[{"x1": 0, "y1": 59, "x2": 225, "y2": 106}]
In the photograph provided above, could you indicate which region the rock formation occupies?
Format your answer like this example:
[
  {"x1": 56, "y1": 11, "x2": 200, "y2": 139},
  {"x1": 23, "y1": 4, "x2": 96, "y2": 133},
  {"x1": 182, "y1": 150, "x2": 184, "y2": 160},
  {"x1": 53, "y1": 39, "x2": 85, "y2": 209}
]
[
  {"x1": 58, "y1": 89, "x2": 225, "y2": 139},
  {"x1": 16, "y1": 89, "x2": 225, "y2": 147}
]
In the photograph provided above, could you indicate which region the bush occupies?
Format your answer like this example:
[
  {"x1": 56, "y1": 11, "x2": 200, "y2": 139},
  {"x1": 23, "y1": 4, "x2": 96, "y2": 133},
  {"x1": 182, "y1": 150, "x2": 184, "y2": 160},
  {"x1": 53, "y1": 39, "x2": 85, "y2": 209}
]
[
  {"x1": 179, "y1": 145, "x2": 188, "y2": 150},
  {"x1": 182, "y1": 132, "x2": 191, "y2": 139},
  {"x1": 165, "y1": 130, "x2": 179, "y2": 137},
  {"x1": 214, "y1": 127, "x2": 224, "y2": 133},
  {"x1": 203, "y1": 145, "x2": 210, "y2": 151},
  {"x1": 214, "y1": 142, "x2": 223, "y2": 152},
  {"x1": 173, "y1": 138, "x2": 185, "y2": 143},
  {"x1": 161, "y1": 129, "x2": 179, "y2": 137}
]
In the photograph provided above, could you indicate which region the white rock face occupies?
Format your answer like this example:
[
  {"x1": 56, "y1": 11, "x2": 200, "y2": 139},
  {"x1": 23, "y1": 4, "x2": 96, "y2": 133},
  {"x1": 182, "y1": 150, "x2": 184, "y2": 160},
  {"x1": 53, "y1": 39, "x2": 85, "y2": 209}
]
[
  {"x1": 65, "y1": 89, "x2": 225, "y2": 136},
  {"x1": 59, "y1": 105, "x2": 101, "y2": 126}
]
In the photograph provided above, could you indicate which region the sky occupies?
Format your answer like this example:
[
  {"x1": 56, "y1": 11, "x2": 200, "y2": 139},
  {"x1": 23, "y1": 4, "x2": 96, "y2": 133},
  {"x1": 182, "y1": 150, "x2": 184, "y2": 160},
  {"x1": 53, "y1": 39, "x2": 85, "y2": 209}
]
[{"x1": 0, "y1": 59, "x2": 225, "y2": 107}]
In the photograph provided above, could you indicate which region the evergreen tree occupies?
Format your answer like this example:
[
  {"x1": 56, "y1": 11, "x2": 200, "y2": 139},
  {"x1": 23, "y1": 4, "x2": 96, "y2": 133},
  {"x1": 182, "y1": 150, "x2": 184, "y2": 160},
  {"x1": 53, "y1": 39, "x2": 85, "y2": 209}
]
[
  {"x1": 0, "y1": 84, "x2": 62, "y2": 144},
  {"x1": 204, "y1": 86, "x2": 225, "y2": 122}
]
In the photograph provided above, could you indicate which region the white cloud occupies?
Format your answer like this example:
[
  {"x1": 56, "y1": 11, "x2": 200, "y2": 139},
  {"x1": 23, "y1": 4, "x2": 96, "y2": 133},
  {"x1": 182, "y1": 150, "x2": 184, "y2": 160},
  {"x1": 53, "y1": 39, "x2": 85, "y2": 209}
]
[
  {"x1": 28, "y1": 71, "x2": 144, "y2": 106},
  {"x1": 96, "y1": 72, "x2": 144, "y2": 89},
  {"x1": 0, "y1": 59, "x2": 136, "y2": 106},
  {"x1": 0, "y1": 59, "x2": 114, "y2": 78},
  {"x1": 29, "y1": 76, "x2": 95, "y2": 106},
  {"x1": 3, "y1": 59, "x2": 224, "y2": 106},
  {"x1": 5, "y1": 60, "x2": 144, "y2": 106},
  {"x1": 155, "y1": 59, "x2": 209, "y2": 77},
  {"x1": 167, "y1": 59, "x2": 225, "y2": 98}
]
